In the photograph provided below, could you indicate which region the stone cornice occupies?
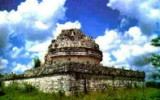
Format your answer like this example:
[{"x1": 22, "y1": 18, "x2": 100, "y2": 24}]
[
  {"x1": 47, "y1": 47, "x2": 102, "y2": 61},
  {"x1": 3, "y1": 62, "x2": 145, "y2": 81}
]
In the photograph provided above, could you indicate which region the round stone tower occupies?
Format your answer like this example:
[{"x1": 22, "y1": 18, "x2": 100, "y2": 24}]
[{"x1": 45, "y1": 29, "x2": 102, "y2": 65}]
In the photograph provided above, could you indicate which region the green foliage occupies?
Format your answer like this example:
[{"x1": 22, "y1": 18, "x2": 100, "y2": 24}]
[
  {"x1": 0, "y1": 73, "x2": 3, "y2": 85},
  {"x1": 0, "y1": 82, "x2": 160, "y2": 100},
  {"x1": 19, "y1": 83, "x2": 37, "y2": 93},
  {"x1": 150, "y1": 37, "x2": 160, "y2": 67},
  {"x1": 151, "y1": 37, "x2": 160, "y2": 46},
  {"x1": 0, "y1": 73, "x2": 4, "y2": 96},
  {"x1": 33, "y1": 57, "x2": 41, "y2": 68},
  {"x1": 146, "y1": 81, "x2": 160, "y2": 88},
  {"x1": 2, "y1": 82, "x2": 37, "y2": 93},
  {"x1": 1, "y1": 73, "x2": 20, "y2": 80},
  {"x1": 150, "y1": 72, "x2": 160, "y2": 81},
  {"x1": 0, "y1": 74, "x2": 3, "y2": 78},
  {"x1": 150, "y1": 54, "x2": 160, "y2": 67}
]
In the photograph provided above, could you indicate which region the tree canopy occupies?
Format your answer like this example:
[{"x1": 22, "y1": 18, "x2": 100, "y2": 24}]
[
  {"x1": 150, "y1": 37, "x2": 160, "y2": 68},
  {"x1": 151, "y1": 37, "x2": 160, "y2": 46},
  {"x1": 33, "y1": 57, "x2": 41, "y2": 68}
]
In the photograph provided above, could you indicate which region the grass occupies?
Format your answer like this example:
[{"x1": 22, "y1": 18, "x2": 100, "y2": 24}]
[{"x1": 0, "y1": 83, "x2": 160, "y2": 100}]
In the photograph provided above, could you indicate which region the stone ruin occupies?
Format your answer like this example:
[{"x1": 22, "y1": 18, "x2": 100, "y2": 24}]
[{"x1": 3, "y1": 29, "x2": 145, "y2": 95}]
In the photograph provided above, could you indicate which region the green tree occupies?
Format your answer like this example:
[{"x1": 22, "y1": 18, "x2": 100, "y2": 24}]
[
  {"x1": 0, "y1": 73, "x2": 4, "y2": 95},
  {"x1": 150, "y1": 37, "x2": 160, "y2": 67},
  {"x1": 146, "y1": 37, "x2": 160, "y2": 85},
  {"x1": 33, "y1": 57, "x2": 41, "y2": 68},
  {"x1": 151, "y1": 37, "x2": 160, "y2": 46},
  {"x1": 150, "y1": 54, "x2": 160, "y2": 67}
]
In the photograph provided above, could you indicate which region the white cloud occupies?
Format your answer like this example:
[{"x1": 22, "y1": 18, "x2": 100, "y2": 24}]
[
  {"x1": 96, "y1": 29, "x2": 120, "y2": 51},
  {"x1": 34, "y1": 21, "x2": 49, "y2": 30},
  {"x1": 96, "y1": 26, "x2": 159, "y2": 70},
  {"x1": 25, "y1": 38, "x2": 51, "y2": 62},
  {"x1": 0, "y1": 58, "x2": 8, "y2": 70},
  {"x1": 107, "y1": 0, "x2": 160, "y2": 34},
  {"x1": 0, "y1": 0, "x2": 66, "y2": 48},
  {"x1": 0, "y1": 0, "x2": 67, "y2": 73},
  {"x1": 126, "y1": 26, "x2": 142, "y2": 40},
  {"x1": 0, "y1": 24, "x2": 10, "y2": 48},
  {"x1": 12, "y1": 62, "x2": 33, "y2": 73},
  {"x1": 11, "y1": 47, "x2": 24, "y2": 58},
  {"x1": 105, "y1": 0, "x2": 160, "y2": 71}
]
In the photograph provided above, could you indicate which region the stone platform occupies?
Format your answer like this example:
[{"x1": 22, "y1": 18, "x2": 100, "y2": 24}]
[
  {"x1": 3, "y1": 62, "x2": 145, "y2": 94},
  {"x1": 3, "y1": 29, "x2": 145, "y2": 95}
]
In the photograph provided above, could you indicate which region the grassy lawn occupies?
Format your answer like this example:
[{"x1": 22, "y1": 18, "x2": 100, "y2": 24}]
[{"x1": 0, "y1": 83, "x2": 160, "y2": 100}]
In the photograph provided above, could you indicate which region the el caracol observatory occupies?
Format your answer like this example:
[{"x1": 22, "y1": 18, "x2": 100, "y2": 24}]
[
  {"x1": 3, "y1": 29, "x2": 145, "y2": 95},
  {"x1": 45, "y1": 29, "x2": 102, "y2": 65}
]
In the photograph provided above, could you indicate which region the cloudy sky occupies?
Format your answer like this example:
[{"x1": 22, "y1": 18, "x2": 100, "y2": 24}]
[{"x1": 0, "y1": 0, "x2": 160, "y2": 75}]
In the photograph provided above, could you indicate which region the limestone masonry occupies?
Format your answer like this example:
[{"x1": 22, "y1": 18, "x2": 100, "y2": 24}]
[{"x1": 3, "y1": 29, "x2": 145, "y2": 95}]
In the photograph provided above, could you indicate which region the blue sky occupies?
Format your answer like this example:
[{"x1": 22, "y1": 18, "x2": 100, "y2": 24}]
[{"x1": 0, "y1": 0, "x2": 160, "y2": 79}]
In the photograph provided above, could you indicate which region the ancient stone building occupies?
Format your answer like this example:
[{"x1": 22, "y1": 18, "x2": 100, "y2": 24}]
[
  {"x1": 3, "y1": 29, "x2": 145, "y2": 95},
  {"x1": 45, "y1": 29, "x2": 102, "y2": 65}
]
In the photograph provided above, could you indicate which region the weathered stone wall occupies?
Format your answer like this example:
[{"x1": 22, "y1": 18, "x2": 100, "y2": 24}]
[
  {"x1": 4, "y1": 75, "x2": 74, "y2": 95},
  {"x1": 50, "y1": 56, "x2": 100, "y2": 64},
  {"x1": 68, "y1": 75, "x2": 144, "y2": 93},
  {"x1": 72, "y1": 79, "x2": 144, "y2": 92},
  {"x1": 46, "y1": 47, "x2": 102, "y2": 65},
  {"x1": 3, "y1": 74, "x2": 144, "y2": 95}
]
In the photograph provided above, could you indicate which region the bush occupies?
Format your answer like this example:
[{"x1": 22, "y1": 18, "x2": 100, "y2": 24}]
[
  {"x1": 146, "y1": 81, "x2": 160, "y2": 88},
  {"x1": 0, "y1": 88, "x2": 5, "y2": 96},
  {"x1": 0, "y1": 79, "x2": 4, "y2": 96},
  {"x1": 3, "y1": 82, "x2": 37, "y2": 94},
  {"x1": 1, "y1": 83, "x2": 160, "y2": 100},
  {"x1": 20, "y1": 83, "x2": 37, "y2": 93},
  {"x1": 33, "y1": 57, "x2": 41, "y2": 68}
]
